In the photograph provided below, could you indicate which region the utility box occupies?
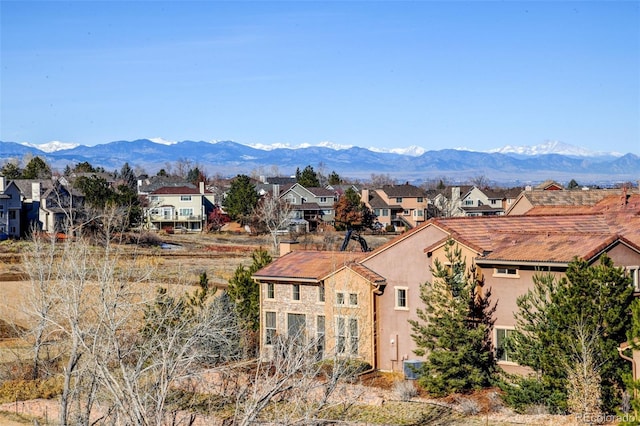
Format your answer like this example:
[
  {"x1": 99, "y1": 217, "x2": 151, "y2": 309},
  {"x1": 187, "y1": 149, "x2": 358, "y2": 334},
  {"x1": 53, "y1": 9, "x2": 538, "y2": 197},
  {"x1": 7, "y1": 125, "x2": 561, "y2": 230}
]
[{"x1": 403, "y1": 360, "x2": 423, "y2": 380}]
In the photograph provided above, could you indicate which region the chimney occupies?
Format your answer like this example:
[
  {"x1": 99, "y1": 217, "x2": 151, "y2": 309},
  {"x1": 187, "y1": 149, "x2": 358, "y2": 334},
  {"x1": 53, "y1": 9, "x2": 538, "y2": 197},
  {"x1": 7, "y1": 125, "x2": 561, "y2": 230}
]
[
  {"x1": 361, "y1": 188, "x2": 369, "y2": 203},
  {"x1": 199, "y1": 181, "x2": 205, "y2": 194},
  {"x1": 0, "y1": 176, "x2": 5, "y2": 192},
  {"x1": 273, "y1": 184, "x2": 280, "y2": 198},
  {"x1": 32, "y1": 182, "x2": 41, "y2": 202},
  {"x1": 279, "y1": 240, "x2": 299, "y2": 256}
]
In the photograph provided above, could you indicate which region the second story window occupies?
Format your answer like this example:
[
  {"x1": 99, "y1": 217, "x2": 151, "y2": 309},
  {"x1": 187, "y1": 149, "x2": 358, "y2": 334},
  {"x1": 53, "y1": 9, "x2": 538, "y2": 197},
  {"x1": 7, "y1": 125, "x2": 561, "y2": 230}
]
[
  {"x1": 396, "y1": 197, "x2": 402, "y2": 203},
  {"x1": 266, "y1": 283, "x2": 275, "y2": 299},
  {"x1": 320, "y1": 197, "x2": 327, "y2": 203},
  {"x1": 180, "y1": 195, "x2": 192, "y2": 201},
  {"x1": 318, "y1": 285, "x2": 325, "y2": 302},
  {"x1": 292, "y1": 284, "x2": 301, "y2": 301},
  {"x1": 395, "y1": 287, "x2": 408, "y2": 309},
  {"x1": 627, "y1": 266, "x2": 640, "y2": 292},
  {"x1": 495, "y1": 267, "x2": 519, "y2": 277},
  {"x1": 417, "y1": 197, "x2": 423, "y2": 202}
]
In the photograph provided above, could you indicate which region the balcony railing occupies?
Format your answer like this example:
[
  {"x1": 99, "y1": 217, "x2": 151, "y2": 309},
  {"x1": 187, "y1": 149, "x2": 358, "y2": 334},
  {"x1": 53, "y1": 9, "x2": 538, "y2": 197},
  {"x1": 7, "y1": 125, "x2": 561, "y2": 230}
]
[{"x1": 148, "y1": 214, "x2": 203, "y2": 221}]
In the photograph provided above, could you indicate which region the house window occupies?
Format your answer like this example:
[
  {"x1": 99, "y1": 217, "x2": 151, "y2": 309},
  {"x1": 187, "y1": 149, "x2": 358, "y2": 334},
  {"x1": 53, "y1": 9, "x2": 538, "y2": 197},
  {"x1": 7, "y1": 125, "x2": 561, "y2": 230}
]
[
  {"x1": 417, "y1": 197, "x2": 423, "y2": 202},
  {"x1": 403, "y1": 210, "x2": 410, "y2": 216},
  {"x1": 320, "y1": 197, "x2": 327, "y2": 203},
  {"x1": 374, "y1": 208, "x2": 381, "y2": 216},
  {"x1": 382, "y1": 209, "x2": 389, "y2": 216},
  {"x1": 336, "y1": 317, "x2": 358, "y2": 355},
  {"x1": 265, "y1": 312, "x2": 276, "y2": 345},
  {"x1": 266, "y1": 283, "x2": 275, "y2": 299},
  {"x1": 180, "y1": 195, "x2": 192, "y2": 201},
  {"x1": 395, "y1": 287, "x2": 408, "y2": 309},
  {"x1": 150, "y1": 208, "x2": 160, "y2": 216},
  {"x1": 349, "y1": 293, "x2": 358, "y2": 306},
  {"x1": 336, "y1": 317, "x2": 346, "y2": 353},
  {"x1": 8, "y1": 210, "x2": 16, "y2": 220},
  {"x1": 496, "y1": 328, "x2": 515, "y2": 362},
  {"x1": 627, "y1": 267, "x2": 640, "y2": 292},
  {"x1": 316, "y1": 315, "x2": 325, "y2": 359},
  {"x1": 495, "y1": 268, "x2": 519, "y2": 277},
  {"x1": 318, "y1": 285, "x2": 325, "y2": 302},
  {"x1": 349, "y1": 318, "x2": 359, "y2": 355},
  {"x1": 179, "y1": 208, "x2": 193, "y2": 217},
  {"x1": 396, "y1": 197, "x2": 402, "y2": 203},
  {"x1": 287, "y1": 313, "x2": 306, "y2": 342},
  {"x1": 292, "y1": 284, "x2": 301, "y2": 301},
  {"x1": 336, "y1": 292, "x2": 345, "y2": 305},
  {"x1": 491, "y1": 199, "x2": 499, "y2": 205},
  {"x1": 150, "y1": 196, "x2": 159, "y2": 202},
  {"x1": 464, "y1": 199, "x2": 474, "y2": 206}
]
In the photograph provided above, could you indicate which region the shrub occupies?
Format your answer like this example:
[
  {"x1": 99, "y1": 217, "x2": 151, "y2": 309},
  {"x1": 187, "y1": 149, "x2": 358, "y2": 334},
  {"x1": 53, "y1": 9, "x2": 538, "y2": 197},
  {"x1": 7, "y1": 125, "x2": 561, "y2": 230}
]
[
  {"x1": 393, "y1": 379, "x2": 418, "y2": 401},
  {"x1": 0, "y1": 377, "x2": 63, "y2": 403},
  {"x1": 499, "y1": 376, "x2": 567, "y2": 414},
  {"x1": 456, "y1": 396, "x2": 480, "y2": 415}
]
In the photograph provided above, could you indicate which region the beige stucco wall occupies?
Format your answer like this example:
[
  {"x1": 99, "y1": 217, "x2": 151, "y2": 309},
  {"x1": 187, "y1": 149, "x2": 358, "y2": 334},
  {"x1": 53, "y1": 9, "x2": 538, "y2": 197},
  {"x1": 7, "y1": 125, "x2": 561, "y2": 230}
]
[{"x1": 362, "y1": 225, "x2": 448, "y2": 372}]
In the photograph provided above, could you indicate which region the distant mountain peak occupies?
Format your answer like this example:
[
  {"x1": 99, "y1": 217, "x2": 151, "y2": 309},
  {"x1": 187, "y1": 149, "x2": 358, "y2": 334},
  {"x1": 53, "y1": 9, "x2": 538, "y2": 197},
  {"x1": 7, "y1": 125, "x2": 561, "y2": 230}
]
[
  {"x1": 246, "y1": 140, "x2": 353, "y2": 151},
  {"x1": 21, "y1": 140, "x2": 79, "y2": 152},
  {"x1": 488, "y1": 140, "x2": 623, "y2": 157},
  {"x1": 149, "y1": 137, "x2": 178, "y2": 146}
]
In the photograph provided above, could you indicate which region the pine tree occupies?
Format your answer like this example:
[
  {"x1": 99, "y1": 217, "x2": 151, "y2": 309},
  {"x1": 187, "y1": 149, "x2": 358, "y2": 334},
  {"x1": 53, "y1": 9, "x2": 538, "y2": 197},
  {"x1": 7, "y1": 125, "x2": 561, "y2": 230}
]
[
  {"x1": 296, "y1": 165, "x2": 320, "y2": 187},
  {"x1": 509, "y1": 255, "x2": 633, "y2": 412},
  {"x1": 223, "y1": 174, "x2": 259, "y2": 224},
  {"x1": 227, "y1": 248, "x2": 272, "y2": 357},
  {"x1": 409, "y1": 239, "x2": 496, "y2": 396}
]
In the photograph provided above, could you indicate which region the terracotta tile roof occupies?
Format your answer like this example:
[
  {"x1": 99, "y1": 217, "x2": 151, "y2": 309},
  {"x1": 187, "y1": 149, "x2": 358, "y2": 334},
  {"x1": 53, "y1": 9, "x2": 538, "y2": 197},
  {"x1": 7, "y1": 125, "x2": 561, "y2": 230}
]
[
  {"x1": 520, "y1": 189, "x2": 628, "y2": 208},
  {"x1": 345, "y1": 263, "x2": 386, "y2": 285},
  {"x1": 478, "y1": 232, "x2": 619, "y2": 263},
  {"x1": 252, "y1": 251, "x2": 366, "y2": 282},
  {"x1": 434, "y1": 214, "x2": 612, "y2": 251}
]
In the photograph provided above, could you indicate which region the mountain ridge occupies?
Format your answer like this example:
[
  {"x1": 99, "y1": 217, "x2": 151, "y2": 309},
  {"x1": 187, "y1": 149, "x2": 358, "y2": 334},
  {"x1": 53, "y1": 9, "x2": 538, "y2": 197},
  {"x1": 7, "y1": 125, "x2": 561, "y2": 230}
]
[{"x1": 1, "y1": 139, "x2": 638, "y2": 185}]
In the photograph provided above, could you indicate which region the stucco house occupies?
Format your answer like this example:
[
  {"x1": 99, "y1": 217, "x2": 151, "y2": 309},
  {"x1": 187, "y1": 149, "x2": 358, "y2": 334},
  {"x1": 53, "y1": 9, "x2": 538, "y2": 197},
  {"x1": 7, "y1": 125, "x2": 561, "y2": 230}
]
[
  {"x1": 253, "y1": 189, "x2": 640, "y2": 375},
  {"x1": 361, "y1": 183, "x2": 430, "y2": 230}
]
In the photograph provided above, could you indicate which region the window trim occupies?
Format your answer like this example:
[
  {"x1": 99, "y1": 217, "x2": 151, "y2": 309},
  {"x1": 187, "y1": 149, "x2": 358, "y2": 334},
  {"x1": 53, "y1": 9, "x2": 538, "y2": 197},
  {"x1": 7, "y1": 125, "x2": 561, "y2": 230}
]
[
  {"x1": 495, "y1": 326, "x2": 516, "y2": 364},
  {"x1": 394, "y1": 287, "x2": 408, "y2": 310},
  {"x1": 264, "y1": 311, "x2": 276, "y2": 346},
  {"x1": 266, "y1": 282, "x2": 275, "y2": 299},
  {"x1": 292, "y1": 284, "x2": 301, "y2": 301},
  {"x1": 493, "y1": 267, "x2": 520, "y2": 278},
  {"x1": 627, "y1": 266, "x2": 640, "y2": 292}
]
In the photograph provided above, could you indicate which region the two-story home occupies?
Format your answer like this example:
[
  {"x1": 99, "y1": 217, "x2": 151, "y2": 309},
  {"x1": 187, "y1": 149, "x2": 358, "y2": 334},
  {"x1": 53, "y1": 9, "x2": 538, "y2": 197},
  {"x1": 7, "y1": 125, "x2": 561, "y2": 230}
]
[
  {"x1": 0, "y1": 176, "x2": 23, "y2": 238},
  {"x1": 38, "y1": 180, "x2": 85, "y2": 234},
  {"x1": 253, "y1": 189, "x2": 640, "y2": 376},
  {"x1": 362, "y1": 183, "x2": 429, "y2": 230},
  {"x1": 142, "y1": 181, "x2": 214, "y2": 232},
  {"x1": 273, "y1": 183, "x2": 337, "y2": 232}
]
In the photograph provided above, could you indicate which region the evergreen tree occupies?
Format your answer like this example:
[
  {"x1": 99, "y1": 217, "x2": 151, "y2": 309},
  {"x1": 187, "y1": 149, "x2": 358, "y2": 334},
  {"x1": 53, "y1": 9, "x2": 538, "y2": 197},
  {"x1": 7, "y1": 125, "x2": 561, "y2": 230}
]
[
  {"x1": 409, "y1": 239, "x2": 496, "y2": 396},
  {"x1": 508, "y1": 255, "x2": 633, "y2": 412},
  {"x1": 223, "y1": 174, "x2": 259, "y2": 224},
  {"x1": 73, "y1": 161, "x2": 96, "y2": 173},
  {"x1": 328, "y1": 171, "x2": 341, "y2": 185},
  {"x1": 334, "y1": 187, "x2": 376, "y2": 231},
  {"x1": 119, "y1": 162, "x2": 137, "y2": 190},
  {"x1": 296, "y1": 165, "x2": 320, "y2": 187},
  {"x1": 227, "y1": 248, "x2": 272, "y2": 356},
  {"x1": 227, "y1": 248, "x2": 272, "y2": 333},
  {"x1": 22, "y1": 156, "x2": 51, "y2": 179},
  {"x1": 1, "y1": 162, "x2": 22, "y2": 179}
]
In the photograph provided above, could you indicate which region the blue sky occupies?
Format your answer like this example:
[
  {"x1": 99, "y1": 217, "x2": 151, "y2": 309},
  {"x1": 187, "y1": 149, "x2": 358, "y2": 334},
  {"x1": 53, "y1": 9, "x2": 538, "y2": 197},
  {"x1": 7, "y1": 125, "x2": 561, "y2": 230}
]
[{"x1": 1, "y1": 1, "x2": 638, "y2": 154}]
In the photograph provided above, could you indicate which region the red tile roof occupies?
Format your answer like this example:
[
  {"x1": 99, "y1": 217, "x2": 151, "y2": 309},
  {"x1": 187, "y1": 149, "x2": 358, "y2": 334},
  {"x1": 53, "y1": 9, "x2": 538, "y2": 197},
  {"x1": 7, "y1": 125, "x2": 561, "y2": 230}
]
[{"x1": 253, "y1": 251, "x2": 366, "y2": 282}]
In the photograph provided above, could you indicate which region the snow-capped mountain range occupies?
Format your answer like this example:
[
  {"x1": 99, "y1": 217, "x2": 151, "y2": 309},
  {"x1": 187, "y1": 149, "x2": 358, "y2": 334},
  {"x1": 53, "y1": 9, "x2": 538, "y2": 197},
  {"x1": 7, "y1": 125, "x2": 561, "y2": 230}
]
[
  {"x1": 1, "y1": 138, "x2": 637, "y2": 185},
  {"x1": 16, "y1": 139, "x2": 623, "y2": 158}
]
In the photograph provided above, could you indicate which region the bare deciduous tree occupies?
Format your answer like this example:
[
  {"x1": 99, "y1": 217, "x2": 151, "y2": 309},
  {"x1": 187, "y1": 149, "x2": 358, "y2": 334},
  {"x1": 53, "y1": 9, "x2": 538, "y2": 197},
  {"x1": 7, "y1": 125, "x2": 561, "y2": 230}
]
[{"x1": 254, "y1": 195, "x2": 293, "y2": 255}]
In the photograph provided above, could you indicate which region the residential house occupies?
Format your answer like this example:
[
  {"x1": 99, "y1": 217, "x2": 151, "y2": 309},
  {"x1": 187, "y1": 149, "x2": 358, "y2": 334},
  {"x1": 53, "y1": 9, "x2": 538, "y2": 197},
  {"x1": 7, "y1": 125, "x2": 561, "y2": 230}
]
[
  {"x1": 252, "y1": 246, "x2": 384, "y2": 367},
  {"x1": 142, "y1": 181, "x2": 213, "y2": 232},
  {"x1": 0, "y1": 176, "x2": 22, "y2": 238},
  {"x1": 12, "y1": 179, "x2": 42, "y2": 236},
  {"x1": 254, "y1": 189, "x2": 640, "y2": 376},
  {"x1": 362, "y1": 183, "x2": 429, "y2": 230},
  {"x1": 38, "y1": 180, "x2": 85, "y2": 234},
  {"x1": 276, "y1": 183, "x2": 337, "y2": 231}
]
